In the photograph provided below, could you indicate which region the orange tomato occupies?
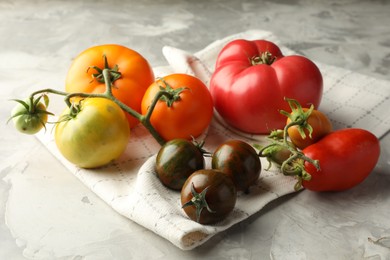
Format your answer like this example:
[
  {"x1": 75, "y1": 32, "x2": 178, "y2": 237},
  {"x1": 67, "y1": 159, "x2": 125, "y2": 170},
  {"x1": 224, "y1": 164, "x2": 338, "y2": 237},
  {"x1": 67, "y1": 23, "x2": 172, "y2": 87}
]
[
  {"x1": 65, "y1": 44, "x2": 155, "y2": 128},
  {"x1": 287, "y1": 108, "x2": 332, "y2": 149},
  {"x1": 141, "y1": 74, "x2": 214, "y2": 141}
]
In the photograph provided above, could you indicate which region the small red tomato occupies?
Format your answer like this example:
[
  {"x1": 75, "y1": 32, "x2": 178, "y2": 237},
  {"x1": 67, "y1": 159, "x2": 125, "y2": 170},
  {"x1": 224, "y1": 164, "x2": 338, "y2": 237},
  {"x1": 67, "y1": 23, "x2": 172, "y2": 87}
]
[
  {"x1": 302, "y1": 128, "x2": 380, "y2": 191},
  {"x1": 181, "y1": 169, "x2": 237, "y2": 224},
  {"x1": 287, "y1": 108, "x2": 332, "y2": 150}
]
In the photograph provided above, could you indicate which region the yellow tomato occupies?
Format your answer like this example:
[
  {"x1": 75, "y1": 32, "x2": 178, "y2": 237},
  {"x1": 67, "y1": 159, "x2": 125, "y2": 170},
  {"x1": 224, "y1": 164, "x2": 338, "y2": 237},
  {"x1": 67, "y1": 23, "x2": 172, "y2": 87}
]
[{"x1": 55, "y1": 97, "x2": 130, "y2": 168}]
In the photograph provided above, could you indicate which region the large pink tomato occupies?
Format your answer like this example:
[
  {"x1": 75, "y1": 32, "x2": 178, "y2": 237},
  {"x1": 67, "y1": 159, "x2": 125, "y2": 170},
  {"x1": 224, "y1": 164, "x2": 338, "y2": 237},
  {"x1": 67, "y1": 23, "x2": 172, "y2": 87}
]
[{"x1": 210, "y1": 39, "x2": 323, "y2": 134}]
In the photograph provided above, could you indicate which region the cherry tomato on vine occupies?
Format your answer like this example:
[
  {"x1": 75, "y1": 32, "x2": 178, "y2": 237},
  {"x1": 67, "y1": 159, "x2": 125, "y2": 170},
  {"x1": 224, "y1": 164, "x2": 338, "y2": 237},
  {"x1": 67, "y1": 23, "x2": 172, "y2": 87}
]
[
  {"x1": 55, "y1": 98, "x2": 130, "y2": 168},
  {"x1": 155, "y1": 138, "x2": 205, "y2": 190},
  {"x1": 141, "y1": 74, "x2": 213, "y2": 141},
  {"x1": 212, "y1": 140, "x2": 261, "y2": 192},
  {"x1": 65, "y1": 44, "x2": 154, "y2": 128},
  {"x1": 9, "y1": 96, "x2": 52, "y2": 135},
  {"x1": 210, "y1": 39, "x2": 323, "y2": 134},
  {"x1": 284, "y1": 104, "x2": 332, "y2": 150},
  {"x1": 301, "y1": 128, "x2": 380, "y2": 191},
  {"x1": 181, "y1": 169, "x2": 237, "y2": 224}
]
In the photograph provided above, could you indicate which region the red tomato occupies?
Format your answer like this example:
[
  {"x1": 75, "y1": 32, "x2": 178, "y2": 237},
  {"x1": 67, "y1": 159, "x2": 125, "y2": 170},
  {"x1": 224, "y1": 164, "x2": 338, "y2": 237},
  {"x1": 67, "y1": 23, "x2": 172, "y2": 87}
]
[
  {"x1": 302, "y1": 128, "x2": 380, "y2": 191},
  {"x1": 65, "y1": 44, "x2": 155, "y2": 128},
  {"x1": 210, "y1": 39, "x2": 323, "y2": 134},
  {"x1": 287, "y1": 108, "x2": 333, "y2": 150},
  {"x1": 141, "y1": 74, "x2": 214, "y2": 141}
]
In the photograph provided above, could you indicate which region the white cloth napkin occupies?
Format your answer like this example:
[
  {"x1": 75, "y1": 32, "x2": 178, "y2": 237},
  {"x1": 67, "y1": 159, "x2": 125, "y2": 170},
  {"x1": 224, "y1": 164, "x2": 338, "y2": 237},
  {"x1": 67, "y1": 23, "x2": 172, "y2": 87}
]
[{"x1": 36, "y1": 30, "x2": 390, "y2": 251}]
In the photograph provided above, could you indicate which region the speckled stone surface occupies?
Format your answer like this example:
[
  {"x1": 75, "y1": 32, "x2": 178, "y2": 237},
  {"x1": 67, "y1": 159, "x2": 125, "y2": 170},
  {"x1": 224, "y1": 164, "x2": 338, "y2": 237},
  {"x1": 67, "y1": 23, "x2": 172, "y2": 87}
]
[{"x1": 1, "y1": 0, "x2": 390, "y2": 259}]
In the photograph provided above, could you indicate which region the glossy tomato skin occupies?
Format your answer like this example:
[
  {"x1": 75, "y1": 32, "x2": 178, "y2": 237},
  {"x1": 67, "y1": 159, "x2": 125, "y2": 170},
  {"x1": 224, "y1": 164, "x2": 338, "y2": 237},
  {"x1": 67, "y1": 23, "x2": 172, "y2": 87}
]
[
  {"x1": 65, "y1": 44, "x2": 155, "y2": 128},
  {"x1": 55, "y1": 98, "x2": 130, "y2": 168},
  {"x1": 181, "y1": 169, "x2": 237, "y2": 224},
  {"x1": 302, "y1": 128, "x2": 380, "y2": 191},
  {"x1": 141, "y1": 74, "x2": 213, "y2": 141},
  {"x1": 288, "y1": 108, "x2": 333, "y2": 150},
  {"x1": 212, "y1": 140, "x2": 261, "y2": 192},
  {"x1": 156, "y1": 139, "x2": 205, "y2": 190},
  {"x1": 210, "y1": 39, "x2": 323, "y2": 134}
]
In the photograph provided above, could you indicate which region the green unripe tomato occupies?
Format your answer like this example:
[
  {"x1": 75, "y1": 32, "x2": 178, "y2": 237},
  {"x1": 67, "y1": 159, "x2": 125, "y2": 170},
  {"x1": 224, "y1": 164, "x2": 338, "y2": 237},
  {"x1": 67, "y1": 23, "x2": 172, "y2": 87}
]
[{"x1": 10, "y1": 99, "x2": 49, "y2": 135}]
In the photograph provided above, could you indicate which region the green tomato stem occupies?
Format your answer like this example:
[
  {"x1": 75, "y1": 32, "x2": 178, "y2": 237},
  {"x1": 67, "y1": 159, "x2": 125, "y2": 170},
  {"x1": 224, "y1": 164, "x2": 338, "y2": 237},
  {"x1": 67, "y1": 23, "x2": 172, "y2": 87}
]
[
  {"x1": 30, "y1": 88, "x2": 69, "y2": 97},
  {"x1": 100, "y1": 68, "x2": 166, "y2": 146},
  {"x1": 258, "y1": 98, "x2": 321, "y2": 190},
  {"x1": 282, "y1": 120, "x2": 301, "y2": 149},
  {"x1": 27, "y1": 70, "x2": 169, "y2": 146},
  {"x1": 280, "y1": 98, "x2": 315, "y2": 140},
  {"x1": 250, "y1": 51, "x2": 276, "y2": 66},
  {"x1": 30, "y1": 88, "x2": 75, "y2": 112}
]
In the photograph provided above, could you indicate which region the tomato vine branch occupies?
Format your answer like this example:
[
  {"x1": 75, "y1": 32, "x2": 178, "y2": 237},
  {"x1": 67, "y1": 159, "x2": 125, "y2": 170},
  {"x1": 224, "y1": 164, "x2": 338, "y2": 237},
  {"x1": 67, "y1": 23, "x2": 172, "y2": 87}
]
[
  {"x1": 258, "y1": 98, "x2": 321, "y2": 190},
  {"x1": 27, "y1": 68, "x2": 175, "y2": 146}
]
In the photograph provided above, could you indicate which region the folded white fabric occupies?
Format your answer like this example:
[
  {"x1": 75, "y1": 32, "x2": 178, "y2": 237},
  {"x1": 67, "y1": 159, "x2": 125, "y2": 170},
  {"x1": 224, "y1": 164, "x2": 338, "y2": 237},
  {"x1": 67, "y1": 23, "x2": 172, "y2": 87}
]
[
  {"x1": 38, "y1": 116, "x2": 297, "y2": 250},
  {"x1": 36, "y1": 30, "x2": 390, "y2": 251}
]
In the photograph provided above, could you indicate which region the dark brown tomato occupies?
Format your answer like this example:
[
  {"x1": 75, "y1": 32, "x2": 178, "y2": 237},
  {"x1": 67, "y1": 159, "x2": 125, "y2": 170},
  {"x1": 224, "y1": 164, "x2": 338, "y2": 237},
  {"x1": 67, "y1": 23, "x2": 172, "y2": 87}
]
[
  {"x1": 212, "y1": 140, "x2": 261, "y2": 192},
  {"x1": 181, "y1": 169, "x2": 237, "y2": 225},
  {"x1": 155, "y1": 138, "x2": 204, "y2": 190}
]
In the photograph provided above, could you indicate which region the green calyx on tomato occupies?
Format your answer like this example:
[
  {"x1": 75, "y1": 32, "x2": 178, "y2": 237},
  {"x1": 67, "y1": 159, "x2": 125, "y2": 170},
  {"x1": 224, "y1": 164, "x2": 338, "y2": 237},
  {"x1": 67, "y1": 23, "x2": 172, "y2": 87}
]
[
  {"x1": 87, "y1": 55, "x2": 122, "y2": 86},
  {"x1": 182, "y1": 183, "x2": 215, "y2": 223},
  {"x1": 284, "y1": 98, "x2": 332, "y2": 150},
  {"x1": 56, "y1": 100, "x2": 84, "y2": 122},
  {"x1": 280, "y1": 98, "x2": 315, "y2": 141},
  {"x1": 9, "y1": 94, "x2": 53, "y2": 135},
  {"x1": 250, "y1": 51, "x2": 277, "y2": 66},
  {"x1": 181, "y1": 169, "x2": 237, "y2": 224},
  {"x1": 279, "y1": 97, "x2": 333, "y2": 151},
  {"x1": 156, "y1": 78, "x2": 188, "y2": 108}
]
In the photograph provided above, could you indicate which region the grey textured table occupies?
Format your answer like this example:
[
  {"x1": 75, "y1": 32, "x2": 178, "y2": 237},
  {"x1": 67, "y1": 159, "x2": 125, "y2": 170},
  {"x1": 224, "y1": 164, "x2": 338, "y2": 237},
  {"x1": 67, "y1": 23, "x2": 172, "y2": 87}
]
[{"x1": 1, "y1": 0, "x2": 390, "y2": 259}]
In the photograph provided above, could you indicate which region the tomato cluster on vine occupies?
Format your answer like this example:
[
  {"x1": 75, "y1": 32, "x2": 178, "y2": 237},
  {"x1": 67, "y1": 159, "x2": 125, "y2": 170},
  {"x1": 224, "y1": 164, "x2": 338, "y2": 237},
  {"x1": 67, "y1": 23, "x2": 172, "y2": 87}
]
[
  {"x1": 258, "y1": 98, "x2": 380, "y2": 192},
  {"x1": 155, "y1": 138, "x2": 262, "y2": 224},
  {"x1": 9, "y1": 44, "x2": 214, "y2": 168}
]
